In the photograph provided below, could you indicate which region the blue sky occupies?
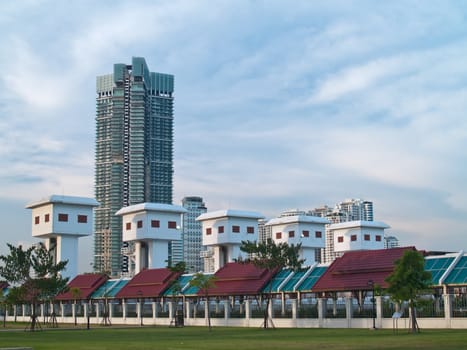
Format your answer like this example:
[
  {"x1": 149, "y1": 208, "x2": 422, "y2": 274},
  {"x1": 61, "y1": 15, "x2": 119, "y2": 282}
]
[{"x1": 1, "y1": 0, "x2": 466, "y2": 273}]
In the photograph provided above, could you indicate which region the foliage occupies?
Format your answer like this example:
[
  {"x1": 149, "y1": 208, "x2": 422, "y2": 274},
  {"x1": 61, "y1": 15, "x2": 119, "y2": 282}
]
[
  {"x1": 0, "y1": 242, "x2": 69, "y2": 331},
  {"x1": 385, "y1": 250, "x2": 432, "y2": 333},
  {"x1": 239, "y1": 239, "x2": 304, "y2": 328}
]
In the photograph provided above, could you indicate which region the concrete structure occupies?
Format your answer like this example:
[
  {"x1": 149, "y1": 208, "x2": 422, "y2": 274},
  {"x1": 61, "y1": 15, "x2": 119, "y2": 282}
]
[
  {"x1": 197, "y1": 210, "x2": 264, "y2": 272},
  {"x1": 116, "y1": 203, "x2": 187, "y2": 274},
  {"x1": 95, "y1": 57, "x2": 175, "y2": 276},
  {"x1": 329, "y1": 220, "x2": 389, "y2": 256},
  {"x1": 266, "y1": 215, "x2": 329, "y2": 265},
  {"x1": 26, "y1": 195, "x2": 99, "y2": 280}
]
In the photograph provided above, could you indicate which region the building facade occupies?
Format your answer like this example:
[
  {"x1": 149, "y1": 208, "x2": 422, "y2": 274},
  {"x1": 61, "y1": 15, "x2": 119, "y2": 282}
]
[
  {"x1": 94, "y1": 57, "x2": 174, "y2": 276},
  {"x1": 180, "y1": 196, "x2": 207, "y2": 273}
]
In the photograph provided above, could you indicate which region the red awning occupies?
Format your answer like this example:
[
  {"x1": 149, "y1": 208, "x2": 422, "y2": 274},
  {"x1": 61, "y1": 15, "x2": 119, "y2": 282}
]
[
  {"x1": 56, "y1": 274, "x2": 108, "y2": 300},
  {"x1": 115, "y1": 268, "x2": 181, "y2": 299},
  {"x1": 312, "y1": 247, "x2": 416, "y2": 293}
]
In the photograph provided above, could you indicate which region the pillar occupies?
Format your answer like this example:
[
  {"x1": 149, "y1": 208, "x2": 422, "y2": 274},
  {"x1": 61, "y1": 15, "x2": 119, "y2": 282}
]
[
  {"x1": 345, "y1": 297, "x2": 353, "y2": 328},
  {"x1": 318, "y1": 298, "x2": 325, "y2": 327},
  {"x1": 122, "y1": 299, "x2": 127, "y2": 320},
  {"x1": 245, "y1": 299, "x2": 251, "y2": 320},
  {"x1": 291, "y1": 299, "x2": 297, "y2": 320},
  {"x1": 444, "y1": 293, "x2": 453, "y2": 328},
  {"x1": 376, "y1": 296, "x2": 382, "y2": 328}
]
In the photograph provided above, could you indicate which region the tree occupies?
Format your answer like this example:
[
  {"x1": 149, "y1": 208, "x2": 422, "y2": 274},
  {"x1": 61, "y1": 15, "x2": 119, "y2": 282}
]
[
  {"x1": 385, "y1": 250, "x2": 432, "y2": 333},
  {"x1": 189, "y1": 272, "x2": 217, "y2": 331},
  {"x1": 239, "y1": 239, "x2": 304, "y2": 329},
  {"x1": 168, "y1": 261, "x2": 187, "y2": 327},
  {"x1": 0, "y1": 243, "x2": 69, "y2": 331}
]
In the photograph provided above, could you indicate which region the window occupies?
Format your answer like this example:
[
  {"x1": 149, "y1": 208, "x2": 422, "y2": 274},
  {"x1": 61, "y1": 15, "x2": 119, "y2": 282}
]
[
  {"x1": 58, "y1": 213, "x2": 68, "y2": 222},
  {"x1": 44, "y1": 214, "x2": 50, "y2": 223},
  {"x1": 276, "y1": 232, "x2": 282, "y2": 239},
  {"x1": 247, "y1": 226, "x2": 254, "y2": 234},
  {"x1": 315, "y1": 231, "x2": 322, "y2": 238},
  {"x1": 34, "y1": 216, "x2": 40, "y2": 225},
  {"x1": 126, "y1": 222, "x2": 131, "y2": 230},
  {"x1": 137, "y1": 220, "x2": 143, "y2": 228},
  {"x1": 375, "y1": 235, "x2": 382, "y2": 242},
  {"x1": 364, "y1": 234, "x2": 370, "y2": 241},
  {"x1": 151, "y1": 220, "x2": 160, "y2": 228},
  {"x1": 351, "y1": 234, "x2": 357, "y2": 241},
  {"x1": 337, "y1": 236, "x2": 344, "y2": 243},
  {"x1": 206, "y1": 228, "x2": 212, "y2": 235},
  {"x1": 302, "y1": 230, "x2": 309, "y2": 237},
  {"x1": 218, "y1": 226, "x2": 224, "y2": 234},
  {"x1": 232, "y1": 225, "x2": 240, "y2": 233},
  {"x1": 78, "y1": 215, "x2": 88, "y2": 223},
  {"x1": 168, "y1": 221, "x2": 177, "y2": 229},
  {"x1": 288, "y1": 231, "x2": 295, "y2": 238}
]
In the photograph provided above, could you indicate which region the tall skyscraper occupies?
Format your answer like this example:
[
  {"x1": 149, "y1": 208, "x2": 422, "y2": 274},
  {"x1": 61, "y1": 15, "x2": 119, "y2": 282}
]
[
  {"x1": 94, "y1": 57, "x2": 174, "y2": 276},
  {"x1": 181, "y1": 196, "x2": 207, "y2": 273}
]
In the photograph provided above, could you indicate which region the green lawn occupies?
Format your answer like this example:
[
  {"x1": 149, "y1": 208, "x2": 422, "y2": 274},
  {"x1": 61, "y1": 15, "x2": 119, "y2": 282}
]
[{"x1": 1, "y1": 325, "x2": 466, "y2": 350}]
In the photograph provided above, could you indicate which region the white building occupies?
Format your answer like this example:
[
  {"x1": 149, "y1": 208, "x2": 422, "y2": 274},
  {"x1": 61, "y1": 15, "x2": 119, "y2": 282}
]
[
  {"x1": 326, "y1": 220, "x2": 390, "y2": 261},
  {"x1": 266, "y1": 215, "x2": 329, "y2": 266},
  {"x1": 26, "y1": 195, "x2": 99, "y2": 280},
  {"x1": 197, "y1": 209, "x2": 264, "y2": 272},
  {"x1": 116, "y1": 203, "x2": 187, "y2": 274}
]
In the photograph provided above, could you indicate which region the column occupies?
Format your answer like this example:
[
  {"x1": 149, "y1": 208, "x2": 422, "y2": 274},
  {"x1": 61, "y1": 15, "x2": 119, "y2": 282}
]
[
  {"x1": 122, "y1": 299, "x2": 127, "y2": 320},
  {"x1": 345, "y1": 297, "x2": 353, "y2": 328},
  {"x1": 376, "y1": 296, "x2": 382, "y2": 329},
  {"x1": 444, "y1": 293, "x2": 453, "y2": 328},
  {"x1": 291, "y1": 299, "x2": 297, "y2": 320},
  {"x1": 245, "y1": 299, "x2": 251, "y2": 320},
  {"x1": 318, "y1": 298, "x2": 325, "y2": 328}
]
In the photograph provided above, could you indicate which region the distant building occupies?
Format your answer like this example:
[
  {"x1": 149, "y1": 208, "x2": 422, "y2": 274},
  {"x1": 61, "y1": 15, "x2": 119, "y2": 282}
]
[
  {"x1": 94, "y1": 57, "x2": 175, "y2": 276},
  {"x1": 181, "y1": 196, "x2": 207, "y2": 273},
  {"x1": 384, "y1": 235, "x2": 400, "y2": 249}
]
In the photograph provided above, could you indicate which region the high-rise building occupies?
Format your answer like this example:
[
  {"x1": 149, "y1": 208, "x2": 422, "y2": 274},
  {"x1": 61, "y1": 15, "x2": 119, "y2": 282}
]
[
  {"x1": 94, "y1": 57, "x2": 174, "y2": 276},
  {"x1": 180, "y1": 196, "x2": 207, "y2": 273}
]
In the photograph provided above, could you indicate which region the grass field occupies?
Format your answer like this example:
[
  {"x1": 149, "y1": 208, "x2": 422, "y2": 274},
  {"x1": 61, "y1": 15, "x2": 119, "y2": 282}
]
[{"x1": 1, "y1": 324, "x2": 467, "y2": 350}]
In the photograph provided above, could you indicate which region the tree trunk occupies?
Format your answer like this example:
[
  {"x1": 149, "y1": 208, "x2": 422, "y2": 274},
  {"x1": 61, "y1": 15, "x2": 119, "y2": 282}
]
[{"x1": 410, "y1": 303, "x2": 419, "y2": 334}]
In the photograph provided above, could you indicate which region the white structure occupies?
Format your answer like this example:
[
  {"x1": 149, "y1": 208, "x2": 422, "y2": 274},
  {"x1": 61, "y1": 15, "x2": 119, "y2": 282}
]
[
  {"x1": 116, "y1": 203, "x2": 187, "y2": 274},
  {"x1": 197, "y1": 210, "x2": 264, "y2": 272},
  {"x1": 266, "y1": 215, "x2": 329, "y2": 265},
  {"x1": 26, "y1": 195, "x2": 99, "y2": 280},
  {"x1": 330, "y1": 220, "x2": 390, "y2": 254}
]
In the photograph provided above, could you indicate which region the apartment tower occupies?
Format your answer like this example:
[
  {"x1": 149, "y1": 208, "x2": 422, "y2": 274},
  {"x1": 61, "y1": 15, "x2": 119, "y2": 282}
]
[{"x1": 95, "y1": 57, "x2": 174, "y2": 276}]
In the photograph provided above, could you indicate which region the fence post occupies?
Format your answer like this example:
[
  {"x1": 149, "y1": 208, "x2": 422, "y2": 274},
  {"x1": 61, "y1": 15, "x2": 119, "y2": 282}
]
[
  {"x1": 318, "y1": 298, "x2": 325, "y2": 328},
  {"x1": 345, "y1": 296, "x2": 353, "y2": 328},
  {"x1": 376, "y1": 296, "x2": 382, "y2": 329},
  {"x1": 444, "y1": 293, "x2": 452, "y2": 328}
]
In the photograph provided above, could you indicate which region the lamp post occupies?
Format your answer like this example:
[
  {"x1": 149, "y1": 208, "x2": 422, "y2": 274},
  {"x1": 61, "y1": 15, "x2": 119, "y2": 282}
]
[{"x1": 367, "y1": 280, "x2": 376, "y2": 329}]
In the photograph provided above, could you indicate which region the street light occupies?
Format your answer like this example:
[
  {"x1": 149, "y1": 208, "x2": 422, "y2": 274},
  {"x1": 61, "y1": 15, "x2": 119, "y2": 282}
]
[{"x1": 367, "y1": 280, "x2": 376, "y2": 329}]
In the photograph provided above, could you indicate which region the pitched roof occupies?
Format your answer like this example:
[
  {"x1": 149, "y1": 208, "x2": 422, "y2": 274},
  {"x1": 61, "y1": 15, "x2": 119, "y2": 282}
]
[
  {"x1": 56, "y1": 274, "x2": 108, "y2": 300},
  {"x1": 203, "y1": 262, "x2": 277, "y2": 296},
  {"x1": 312, "y1": 247, "x2": 416, "y2": 293},
  {"x1": 115, "y1": 268, "x2": 181, "y2": 298}
]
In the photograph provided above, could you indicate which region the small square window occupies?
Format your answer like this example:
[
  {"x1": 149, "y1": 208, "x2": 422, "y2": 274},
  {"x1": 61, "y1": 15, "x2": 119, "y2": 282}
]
[
  {"x1": 247, "y1": 226, "x2": 254, "y2": 234},
  {"x1": 78, "y1": 215, "x2": 88, "y2": 223},
  {"x1": 364, "y1": 234, "x2": 370, "y2": 241},
  {"x1": 126, "y1": 222, "x2": 131, "y2": 230},
  {"x1": 34, "y1": 216, "x2": 40, "y2": 225},
  {"x1": 351, "y1": 235, "x2": 357, "y2": 241},
  {"x1": 232, "y1": 225, "x2": 240, "y2": 233},
  {"x1": 44, "y1": 214, "x2": 50, "y2": 223},
  {"x1": 288, "y1": 231, "x2": 295, "y2": 238},
  {"x1": 337, "y1": 236, "x2": 344, "y2": 243},
  {"x1": 137, "y1": 220, "x2": 143, "y2": 228},
  {"x1": 206, "y1": 228, "x2": 212, "y2": 235},
  {"x1": 151, "y1": 220, "x2": 160, "y2": 228},
  {"x1": 58, "y1": 213, "x2": 68, "y2": 222},
  {"x1": 218, "y1": 226, "x2": 224, "y2": 234},
  {"x1": 376, "y1": 235, "x2": 382, "y2": 242},
  {"x1": 276, "y1": 232, "x2": 282, "y2": 239},
  {"x1": 302, "y1": 230, "x2": 310, "y2": 237}
]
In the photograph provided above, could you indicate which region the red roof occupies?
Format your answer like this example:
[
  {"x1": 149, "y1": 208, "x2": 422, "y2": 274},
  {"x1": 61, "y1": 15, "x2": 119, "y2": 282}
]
[
  {"x1": 312, "y1": 247, "x2": 416, "y2": 293},
  {"x1": 115, "y1": 268, "x2": 181, "y2": 298},
  {"x1": 203, "y1": 262, "x2": 277, "y2": 296},
  {"x1": 56, "y1": 274, "x2": 108, "y2": 300}
]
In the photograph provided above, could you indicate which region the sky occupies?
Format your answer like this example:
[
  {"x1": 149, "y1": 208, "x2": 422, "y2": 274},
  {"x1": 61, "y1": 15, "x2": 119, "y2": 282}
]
[{"x1": 0, "y1": 0, "x2": 466, "y2": 273}]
